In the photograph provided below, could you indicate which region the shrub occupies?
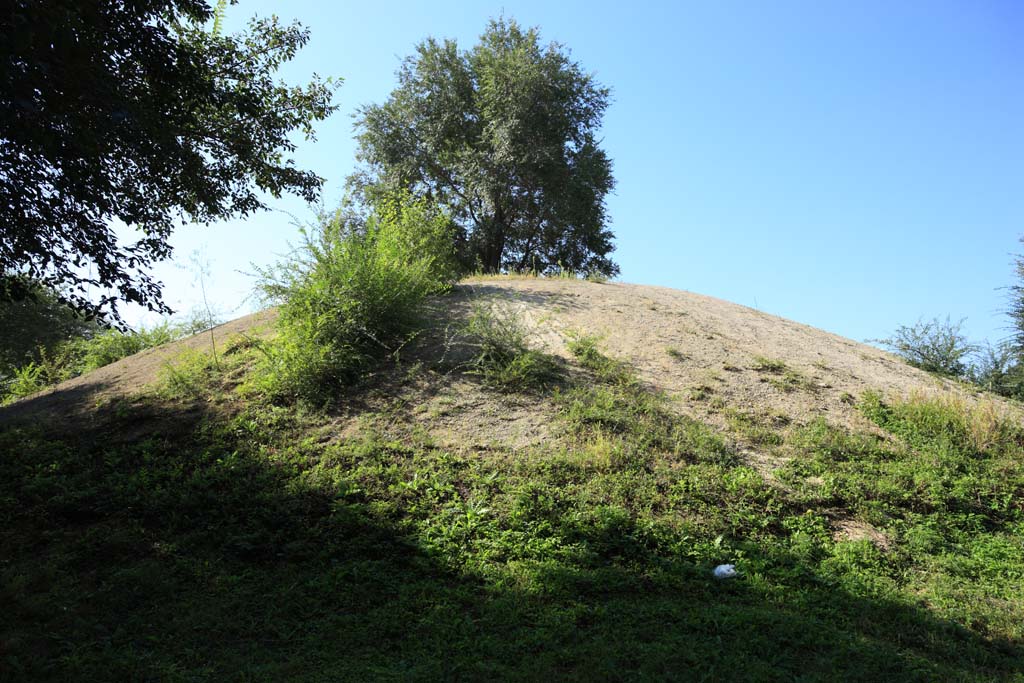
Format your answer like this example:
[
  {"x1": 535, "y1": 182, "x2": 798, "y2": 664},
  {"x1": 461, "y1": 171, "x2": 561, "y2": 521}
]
[
  {"x1": 4, "y1": 362, "x2": 47, "y2": 401},
  {"x1": 969, "y1": 342, "x2": 1024, "y2": 399},
  {"x1": 872, "y1": 317, "x2": 978, "y2": 377},
  {"x1": 256, "y1": 195, "x2": 455, "y2": 403}
]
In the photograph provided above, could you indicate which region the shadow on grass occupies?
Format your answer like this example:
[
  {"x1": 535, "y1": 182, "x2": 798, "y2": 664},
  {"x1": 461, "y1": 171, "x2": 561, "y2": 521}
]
[
  {"x1": 452, "y1": 281, "x2": 592, "y2": 314},
  {"x1": 1, "y1": 396, "x2": 1021, "y2": 682},
  {"x1": 0, "y1": 380, "x2": 119, "y2": 429}
]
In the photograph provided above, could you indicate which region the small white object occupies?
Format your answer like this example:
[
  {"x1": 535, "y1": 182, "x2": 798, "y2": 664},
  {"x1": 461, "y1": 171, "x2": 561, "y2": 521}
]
[{"x1": 713, "y1": 564, "x2": 738, "y2": 579}]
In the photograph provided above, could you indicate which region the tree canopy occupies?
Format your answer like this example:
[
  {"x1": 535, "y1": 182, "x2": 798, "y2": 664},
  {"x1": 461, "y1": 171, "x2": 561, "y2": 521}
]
[
  {"x1": 351, "y1": 17, "x2": 616, "y2": 276},
  {"x1": 0, "y1": 0, "x2": 338, "y2": 322}
]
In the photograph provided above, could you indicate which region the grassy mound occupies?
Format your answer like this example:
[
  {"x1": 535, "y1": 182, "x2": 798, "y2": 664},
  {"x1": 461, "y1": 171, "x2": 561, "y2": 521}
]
[{"x1": 2, "y1": 328, "x2": 1022, "y2": 681}]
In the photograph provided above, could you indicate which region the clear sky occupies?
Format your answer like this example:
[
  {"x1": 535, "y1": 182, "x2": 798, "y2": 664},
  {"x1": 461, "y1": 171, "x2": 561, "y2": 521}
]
[{"x1": 132, "y1": 0, "x2": 1024, "y2": 348}]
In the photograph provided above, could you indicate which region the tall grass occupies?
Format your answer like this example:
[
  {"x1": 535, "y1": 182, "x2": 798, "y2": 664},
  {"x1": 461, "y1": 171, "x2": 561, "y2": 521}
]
[
  {"x1": 254, "y1": 195, "x2": 455, "y2": 404},
  {"x1": 861, "y1": 390, "x2": 1017, "y2": 455}
]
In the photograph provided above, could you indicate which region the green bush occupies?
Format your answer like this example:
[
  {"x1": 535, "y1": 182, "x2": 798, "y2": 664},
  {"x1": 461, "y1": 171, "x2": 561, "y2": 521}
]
[
  {"x1": 73, "y1": 324, "x2": 178, "y2": 372},
  {"x1": 256, "y1": 195, "x2": 455, "y2": 404},
  {"x1": 873, "y1": 317, "x2": 978, "y2": 377},
  {"x1": 4, "y1": 362, "x2": 47, "y2": 400}
]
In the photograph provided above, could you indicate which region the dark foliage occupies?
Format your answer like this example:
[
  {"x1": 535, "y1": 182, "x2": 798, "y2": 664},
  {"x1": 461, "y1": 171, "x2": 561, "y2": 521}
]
[
  {"x1": 0, "y1": 278, "x2": 99, "y2": 377},
  {"x1": 0, "y1": 0, "x2": 337, "y2": 322}
]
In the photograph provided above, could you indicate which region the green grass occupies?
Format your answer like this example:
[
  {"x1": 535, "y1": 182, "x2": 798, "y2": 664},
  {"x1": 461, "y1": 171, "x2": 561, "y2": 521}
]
[
  {"x1": 725, "y1": 408, "x2": 788, "y2": 446},
  {"x1": 559, "y1": 337, "x2": 735, "y2": 470},
  {"x1": 780, "y1": 392, "x2": 1024, "y2": 629},
  {"x1": 1, "y1": 341, "x2": 1023, "y2": 680}
]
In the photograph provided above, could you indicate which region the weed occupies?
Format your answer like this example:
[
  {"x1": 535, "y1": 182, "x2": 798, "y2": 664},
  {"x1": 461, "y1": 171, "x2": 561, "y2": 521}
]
[
  {"x1": 158, "y1": 348, "x2": 222, "y2": 400},
  {"x1": 768, "y1": 369, "x2": 816, "y2": 393},
  {"x1": 561, "y1": 338, "x2": 735, "y2": 468},
  {"x1": 689, "y1": 384, "x2": 714, "y2": 401},
  {"x1": 752, "y1": 356, "x2": 788, "y2": 373},
  {"x1": 463, "y1": 303, "x2": 563, "y2": 393},
  {"x1": 666, "y1": 346, "x2": 687, "y2": 361},
  {"x1": 566, "y1": 333, "x2": 631, "y2": 384},
  {"x1": 707, "y1": 395, "x2": 727, "y2": 411},
  {"x1": 223, "y1": 334, "x2": 262, "y2": 356},
  {"x1": 750, "y1": 357, "x2": 815, "y2": 393}
]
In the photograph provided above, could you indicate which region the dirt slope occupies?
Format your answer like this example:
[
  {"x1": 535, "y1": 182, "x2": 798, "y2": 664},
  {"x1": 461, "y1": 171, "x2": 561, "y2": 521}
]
[
  {"x1": 0, "y1": 309, "x2": 277, "y2": 424},
  {"x1": 0, "y1": 278, "x2": 993, "y2": 444},
  {"x1": 456, "y1": 278, "x2": 971, "y2": 428}
]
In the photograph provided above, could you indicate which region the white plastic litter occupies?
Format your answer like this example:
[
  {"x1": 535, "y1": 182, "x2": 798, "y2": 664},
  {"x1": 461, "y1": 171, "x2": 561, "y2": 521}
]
[{"x1": 712, "y1": 564, "x2": 738, "y2": 579}]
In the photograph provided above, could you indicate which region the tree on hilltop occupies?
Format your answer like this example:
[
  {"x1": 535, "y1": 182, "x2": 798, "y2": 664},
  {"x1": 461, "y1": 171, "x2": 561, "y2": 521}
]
[{"x1": 351, "y1": 17, "x2": 617, "y2": 276}]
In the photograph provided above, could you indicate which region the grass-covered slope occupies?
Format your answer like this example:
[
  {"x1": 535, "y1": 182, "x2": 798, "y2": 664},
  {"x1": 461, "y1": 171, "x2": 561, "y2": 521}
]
[{"x1": 2, "y1": 279, "x2": 1023, "y2": 681}]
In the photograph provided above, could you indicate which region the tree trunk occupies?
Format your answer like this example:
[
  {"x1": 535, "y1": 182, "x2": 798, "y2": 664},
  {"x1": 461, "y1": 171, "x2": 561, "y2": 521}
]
[{"x1": 485, "y1": 203, "x2": 506, "y2": 272}]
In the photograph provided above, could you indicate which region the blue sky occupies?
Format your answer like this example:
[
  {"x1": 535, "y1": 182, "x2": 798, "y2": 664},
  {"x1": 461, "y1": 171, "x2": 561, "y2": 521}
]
[{"x1": 135, "y1": 0, "x2": 1024, "y2": 348}]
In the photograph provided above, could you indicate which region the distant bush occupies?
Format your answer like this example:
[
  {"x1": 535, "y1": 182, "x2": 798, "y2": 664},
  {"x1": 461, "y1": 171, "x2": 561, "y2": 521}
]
[
  {"x1": 969, "y1": 342, "x2": 1024, "y2": 400},
  {"x1": 72, "y1": 324, "x2": 179, "y2": 371},
  {"x1": 873, "y1": 316, "x2": 1024, "y2": 399},
  {"x1": 1, "y1": 317, "x2": 213, "y2": 404},
  {"x1": 0, "y1": 278, "x2": 101, "y2": 375},
  {"x1": 873, "y1": 317, "x2": 978, "y2": 378},
  {"x1": 255, "y1": 195, "x2": 455, "y2": 404}
]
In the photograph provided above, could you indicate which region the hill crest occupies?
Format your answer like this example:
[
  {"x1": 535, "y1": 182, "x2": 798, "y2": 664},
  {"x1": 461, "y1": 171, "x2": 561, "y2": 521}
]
[{"x1": 1, "y1": 276, "x2": 1001, "y2": 451}]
